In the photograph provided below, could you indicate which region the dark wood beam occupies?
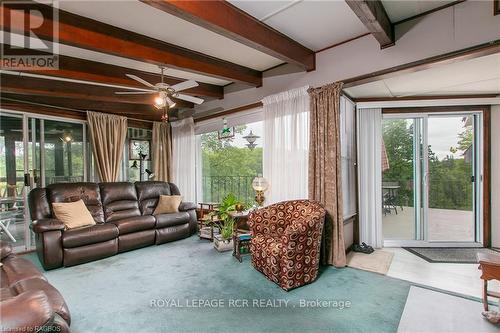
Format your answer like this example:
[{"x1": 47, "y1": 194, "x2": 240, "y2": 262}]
[
  {"x1": 343, "y1": 39, "x2": 500, "y2": 88},
  {"x1": 141, "y1": 0, "x2": 315, "y2": 71},
  {"x1": 1, "y1": 93, "x2": 163, "y2": 121},
  {"x1": 345, "y1": 0, "x2": 394, "y2": 48},
  {"x1": 1, "y1": 2, "x2": 262, "y2": 86},
  {"x1": 0, "y1": 99, "x2": 153, "y2": 128},
  {"x1": 0, "y1": 74, "x2": 194, "y2": 108},
  {"x1": 1, "y1": 46, "x2": 223, "y2": 98},
  {"x1": 194, "y1": 101, "x2": 263, "y2": 122}
]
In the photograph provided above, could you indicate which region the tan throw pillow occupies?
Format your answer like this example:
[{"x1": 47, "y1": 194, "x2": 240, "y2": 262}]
[
  {"x1": 52, "y1": 199, "x2": 96, "y2": 230},
  {"x1": 153, "y1": 195, "x2": 182, "y2": 215}
]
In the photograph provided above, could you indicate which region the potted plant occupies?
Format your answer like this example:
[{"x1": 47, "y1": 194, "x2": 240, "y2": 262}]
[{"x1": 209, "y1": 193, "x2": 241, "y2": 252}]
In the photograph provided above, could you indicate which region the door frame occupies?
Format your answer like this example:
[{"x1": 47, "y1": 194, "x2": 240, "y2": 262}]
[
  {"x1": 1, "y1": 108, "x2": 88, "y2": 252},
  {"x1": 382, "y1": 105, "x2": 491, "y2": 247}
]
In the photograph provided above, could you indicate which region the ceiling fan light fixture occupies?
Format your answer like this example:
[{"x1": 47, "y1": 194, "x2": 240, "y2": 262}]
[{"x1": 154, "y1": 93, "x2": 166, "y2": 109}]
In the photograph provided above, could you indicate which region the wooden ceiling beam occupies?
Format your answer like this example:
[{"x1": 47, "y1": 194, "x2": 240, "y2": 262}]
[
  {"x1": 1, "y1": 93, "x2": 163, "y2": 121},
  {"x1": 345, "y1": 0, "x2": 394, "y2": 48},
  {"x1": 0, "y1": 46, "x2": 223, "y2": 99},
  {"x1": 141, "y1": 0, "x2": 315, "y2": 71},
  {"x1": 1, "y1": 2, "x2": 262, "y2": 86},
  {"x1": 0, "y1": 74, "x2": 195, "y2": 108}
]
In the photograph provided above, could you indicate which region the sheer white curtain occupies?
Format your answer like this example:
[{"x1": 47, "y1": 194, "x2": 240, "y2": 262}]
[
  {"x1": 263, "y1": 86, "x2": 310, "y2": 204},
  {"x1": 171, "y1": 118, "x2": 196, "y2": 203},
  {"x1": 357, "y1": 108, "x2": 383, "y2": 248}
]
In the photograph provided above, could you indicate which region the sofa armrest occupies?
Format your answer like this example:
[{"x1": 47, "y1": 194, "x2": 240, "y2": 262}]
[
  {"x1": 31, "y1": 218, "x2": 65, "y2": 233},
  {"x1": 0, "y1": 290, "x2": 54, "y2": 332},
  {"x1": 0, "y1": 240, "x2": 13, "y2": 259},
  {"x1": 179, "y1": 202, "x2": 197, "y2": 212}
]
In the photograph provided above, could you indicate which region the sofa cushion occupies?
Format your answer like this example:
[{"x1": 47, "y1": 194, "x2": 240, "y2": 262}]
[
  {"x1": 135, "y1": 181, "x2": 172, "y2": 215},
  {"x1": 1, "y1": 256, "x2": 47, "y2": 286},
  {"x1": 108, "y1": 215, "x2": 156, "y2": 235},
  {"x1": 155, "y1": 212, "x2": 190, "y2": 228},
  {"x1": 52, "y1": 200, "x2": 96, "y2": 230},
  {"x1": 47, "y1": 183, "x2": 105, "y2": 223},
  {"x1": 62, "y1": 223, "x2": 119, "y2": 248},
  {"x1": 99, "y1": 182, "x2": 141, "y2": 222},
  {"x1": 153, "y1": 195, "x2": 182, "y2": 215}
]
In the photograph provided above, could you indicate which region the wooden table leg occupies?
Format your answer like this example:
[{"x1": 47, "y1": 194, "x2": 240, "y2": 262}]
[{"x1": 483, "y1": 279, "x2": 489, "y2": 312}]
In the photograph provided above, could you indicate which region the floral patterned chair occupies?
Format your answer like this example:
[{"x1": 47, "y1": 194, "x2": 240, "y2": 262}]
[{"x1": 248, "y1": 200, "x2": 326, "y2": 291}]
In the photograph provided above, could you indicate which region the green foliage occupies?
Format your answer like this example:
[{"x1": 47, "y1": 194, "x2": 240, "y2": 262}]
[
  {"x1": 382, "y1": 119, "x2": 473, "y2": 211},
  {"x1": 201, "y1": 125, "x2": 263, "y2": 203}
]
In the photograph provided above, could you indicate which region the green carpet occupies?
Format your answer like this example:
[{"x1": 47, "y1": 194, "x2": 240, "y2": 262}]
[{"x1": 24, "y1": 236, "x2": 411, "y2": 333}]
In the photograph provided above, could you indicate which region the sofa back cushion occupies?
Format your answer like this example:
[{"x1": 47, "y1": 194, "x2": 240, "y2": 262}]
[
  {"x1": 28, "y1": 188, "x2": 51, "y2": 221},
  {"x1": 46, "y1": 183, "x2": 105, "y2": 223},
  {"x1": 135, "y1": 181, "x2": 177, "y2": 215},
  {"x1": 99, "y1": 182, "x2": 140, "y2": 222}
]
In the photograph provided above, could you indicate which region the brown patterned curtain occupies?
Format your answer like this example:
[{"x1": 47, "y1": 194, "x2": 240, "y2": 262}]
[
  {"x1": 87, "y1": 111, "x2": 127, "y2": 182},
  {"x1": 152, "y1": 121, "x2": 172, "y2": 181},
  {"x1": 308, "y1": 82, "x2": 346, "y2": 267}
]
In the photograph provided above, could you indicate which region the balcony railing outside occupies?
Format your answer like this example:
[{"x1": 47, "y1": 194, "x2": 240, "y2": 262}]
[{"x1": 202, "y1": 175, "x2": 256, "y2": 204}]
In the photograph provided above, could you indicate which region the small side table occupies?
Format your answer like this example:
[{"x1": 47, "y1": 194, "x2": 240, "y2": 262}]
[
  {"x1": 477, "y1": 252, "x2": 500, "y2": 319},
  {"x1": 229, "y1": 211, "x2": 251, "y2": 262},
  {"x1": 197, "y1": 202, "x2": 219, "y2": 241}
]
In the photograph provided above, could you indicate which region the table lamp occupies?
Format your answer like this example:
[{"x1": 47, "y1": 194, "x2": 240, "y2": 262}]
[{"x1": 252, "y1": 175, "x2": 268, "y2": 207}]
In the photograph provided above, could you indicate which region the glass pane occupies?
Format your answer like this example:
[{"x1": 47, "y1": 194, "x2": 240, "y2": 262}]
[
  {"x1": 127, "y1": 128, "x2": 152, "y2": 182},
  {"x1": 200, "y1": 121, "x2": 263, "y2": 205},
  {"x1": 0, "y1": 114, "x2": 26, "y2": 248},
  {"x1": 43, "y1": 120, "x2": 85, "y2": 185},
  {"x1": 382, "y1": 118, "x2": 417, "y2": 240},
  {"x1": 427, "y1": 116, "x2": 474, "y2": 242}
]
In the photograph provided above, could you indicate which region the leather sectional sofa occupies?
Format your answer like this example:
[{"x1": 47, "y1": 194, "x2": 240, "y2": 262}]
[
  {"x1": 0, "y1": 240, "x2": 71, "y2": 332},
  {"x1": 29, "y1": 181, "x2": 197, "y2": 270}
]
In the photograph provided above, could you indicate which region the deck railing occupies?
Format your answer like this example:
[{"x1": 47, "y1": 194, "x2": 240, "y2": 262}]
[{"x1": 202, "y1": 175, "x2": 256, "y2": 204}]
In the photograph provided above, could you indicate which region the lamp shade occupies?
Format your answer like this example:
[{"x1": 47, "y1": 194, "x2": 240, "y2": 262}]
[{"x1": 252, "y1": 175, "x2": 268, "y2": 192}]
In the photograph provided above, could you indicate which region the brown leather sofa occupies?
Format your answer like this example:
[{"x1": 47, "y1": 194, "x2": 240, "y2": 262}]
[
  {"x1": 0, "y1": 241, "x2": 71, "y2": 332},
  {"x1": 29, "y1": 181, "x2": 197, "y2": 270}
]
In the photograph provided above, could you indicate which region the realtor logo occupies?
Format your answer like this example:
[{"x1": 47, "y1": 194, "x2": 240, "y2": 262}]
[{"x1": 1, "y1": 0, "x2": 59, "y2": 70}]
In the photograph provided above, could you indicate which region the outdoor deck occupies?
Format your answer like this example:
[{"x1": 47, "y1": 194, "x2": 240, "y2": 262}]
[{"x1": 383, "y1": 206, "x2": 474, "y2": 241}]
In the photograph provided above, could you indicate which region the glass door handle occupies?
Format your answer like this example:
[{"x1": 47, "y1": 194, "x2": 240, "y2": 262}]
[{"x1": 24, "y1": 173, "x2": 30, "y2": 186}]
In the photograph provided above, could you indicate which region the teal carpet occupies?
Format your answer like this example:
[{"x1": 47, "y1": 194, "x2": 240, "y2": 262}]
[{"x1": 24, "y1": 236, "x2": 411, "y2": 333}]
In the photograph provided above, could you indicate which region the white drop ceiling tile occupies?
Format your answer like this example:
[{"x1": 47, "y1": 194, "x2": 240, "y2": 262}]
[
  {"x1": 344, "y1": 81, "x2": 393, "y2": 98},
  {"x1": 228, "y1": 0, "x2": 295, "y2": 20},
  {"x1": 262, "y1": 0, "x2": 368, "y2": 50},
  {"x1": 382, "y1": 0, "x2": 455, "y2": 22},
  {"x1": 421, "y1": 79, "x2": 500, "y2": 95},
  {"x1": 57, "y1": 0, "x2": 283, "y2": 71},
  {"x1": 384, "y1": 53, "x2": 500, "y2": 95}
]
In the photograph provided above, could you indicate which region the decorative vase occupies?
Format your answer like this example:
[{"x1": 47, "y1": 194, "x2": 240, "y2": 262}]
[{"x1": 214, "y1": 235, "x2": 233, "y2": 252}]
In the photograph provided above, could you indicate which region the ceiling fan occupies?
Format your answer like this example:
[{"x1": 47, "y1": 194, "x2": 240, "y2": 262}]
[{"x1": 115, "y1": 66, "x2": 204, "y2": 110}]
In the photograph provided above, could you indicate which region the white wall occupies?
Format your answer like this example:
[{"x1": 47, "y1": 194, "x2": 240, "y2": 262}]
[
  {"x1": 196, "y1": 0, "x2": 500, "y2": 115},
  {"x1": 491, "y1": 105, "x2": 500, "y2": 247}
]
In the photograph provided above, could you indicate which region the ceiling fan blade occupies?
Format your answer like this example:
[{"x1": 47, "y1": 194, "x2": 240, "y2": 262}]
[
  {"x1": 115, "y1": 91, "x2": 156, "y2": 95},
  {"x1": 170, "y1": 80, "x2": 198, "y2": 92},
  {"x1": 126, "y1": 74, "x2": 156, "y2": 88},
  {"x1": 175, "y1": 94, "x2": 204, "y2": 105}
]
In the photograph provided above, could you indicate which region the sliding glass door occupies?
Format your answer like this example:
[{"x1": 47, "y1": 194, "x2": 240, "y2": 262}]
[
  {"x1": 382, "y1": 112, "x2": 482, "y2": 246},
  {"x1": 0, "y1": 111, "x2": 87, "y2": 251}
]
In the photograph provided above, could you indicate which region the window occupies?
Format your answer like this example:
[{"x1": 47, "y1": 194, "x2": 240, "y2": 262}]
[
  {"x1": 340, "y1": 96, "x2": 357, "y2": 219},
  {"x1": 122, "y1": 128, "x2": 152, "y2": 182},
  {"x1": 197, "y1": 121, "x2": 263, "y2": 204}
]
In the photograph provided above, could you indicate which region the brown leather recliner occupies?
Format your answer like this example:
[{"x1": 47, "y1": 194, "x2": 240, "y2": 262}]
[
  {"x1": 0, "y1": 241, "x2": 71, "y2": 332},
  {"x1": 29, "y1": 181, "x2": 197, "y2": 270}
]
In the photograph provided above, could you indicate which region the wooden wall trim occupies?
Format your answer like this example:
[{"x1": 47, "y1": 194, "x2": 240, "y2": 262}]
[
  {"x1": 0, "y1": 100, "x2": 153, "y2": 129},
  {"x1": 343, "y1": 39, "x2": 500, "y2": 88},
  {"x1": 194, "y1": 102, "x2": 263, "y2": 122}
]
